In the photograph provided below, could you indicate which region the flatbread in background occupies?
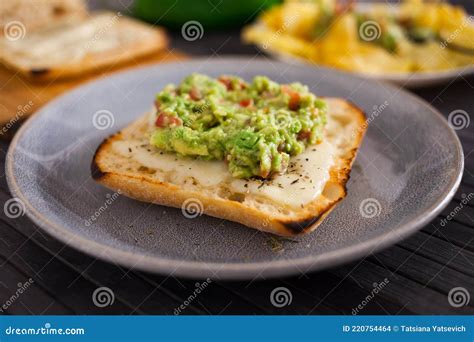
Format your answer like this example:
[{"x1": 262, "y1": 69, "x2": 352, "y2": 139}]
[
  {"x1": 0, "y1": 12, "x2": 169, "y2": 81},
  {"x1": 0, "y1": 51, "x2": 186, "y2": 132},
  {"x1": 0, "y1": 0, "x2": 87, "y2": 35}
]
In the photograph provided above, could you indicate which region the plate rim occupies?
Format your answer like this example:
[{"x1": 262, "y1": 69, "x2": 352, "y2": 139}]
[{"x1": 6, "y1": 57, "x2": 465, "y2": 280}]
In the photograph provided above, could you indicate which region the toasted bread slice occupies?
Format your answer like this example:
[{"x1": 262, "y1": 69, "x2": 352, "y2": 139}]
[
  {"x1": 0, "y1": 12, "x2": 168, "y2": 80},
  {"x1": 92, "y1": 98, "x2": 366, "y2": 237}
]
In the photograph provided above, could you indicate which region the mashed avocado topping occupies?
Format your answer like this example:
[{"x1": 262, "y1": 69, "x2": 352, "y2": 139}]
[{"x1": 150, "y1": 73, "x2": 327, "y2": 179}]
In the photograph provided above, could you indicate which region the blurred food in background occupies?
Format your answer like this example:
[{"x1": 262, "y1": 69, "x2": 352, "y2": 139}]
[
  {"x1": 242, "y1": 0, "x2": 474, "y2": 74},
  {"x1": 134, "y1": 0, "x2": 281, "y2": 29},
  {"x1": 0, "y1": 0, "x2": 88, "y2": 33},
  {"x1": 0, "y1": 0, "x2": 168, "y2": 81}
]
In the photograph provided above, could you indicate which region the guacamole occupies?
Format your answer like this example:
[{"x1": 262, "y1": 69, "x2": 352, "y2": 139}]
[{"x1": 150, "y1": 74, "x2": 327, "y2": 179}]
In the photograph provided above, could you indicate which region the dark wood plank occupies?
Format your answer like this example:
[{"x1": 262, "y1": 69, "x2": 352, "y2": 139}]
[
  {"x1": 137, "y1": 273, "x2": 273, "y2": 315},
  {"x1": 453, "y1": 182, "x2": 474, "y2": 206},
  {"x1": 440, "y1": 200, "x2": 474, "y2": 228},
  {"x1": 401, "y1": 231, "x2": 474, "y2": 276},
  {"x1": 333, "y1": 258, "x2": 472, "y2": 314},
  {"x1": 0, "y1": 200, "x2": 208, "y2": 315},
  {"x1": 423, "y1": 220, "x2": 474, "y2": 252},
  {"x1": 366, "y1": 248, "x2": 473, "y2": 313},
  {"x1": 0, "y1": 217, "x2": 143, "y2": 314},
  {"x1": 462, "y1": 172, "x2": 474, "y2": 187},
  {"x1": 213, "y1": 275, "x2": 343, "y2": 314},
  {"x1": 0, "y1": 257, "x2": 72, "y2": 314},
  {"x1": 282, "y1": 269, "x2": 410, "y2": 315}
]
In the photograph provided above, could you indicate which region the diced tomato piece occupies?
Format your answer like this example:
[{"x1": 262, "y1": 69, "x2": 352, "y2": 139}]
[
  {"x1": 282, "y1": 85, "x2": 300, "y2": 110},
  {"x1": 155, "y1": 113, "x2": 166, "y2": 127},
  {"x1": 189, "y1": 87, "x2": 201, "y2": 101},
  {"x1": 239, "y1": 98, "x2": 253, "y2": 107},
  {"x1": 218, "y1": 76, "x2": 233, "y2": 90},
  {"x1": 297, "y1": 129, "x2": 311, "y2": 141},
  {"x1": 155, "y1": 113, "x2": 182, "y2": 127},
  {"x1": 288, "y1": 92, "x2": 300, "y2": 111}
]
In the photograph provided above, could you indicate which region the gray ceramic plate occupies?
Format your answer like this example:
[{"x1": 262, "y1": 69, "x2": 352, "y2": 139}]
[{"x1": 6, "y1": 58, "x2": 463, "y2": 280}]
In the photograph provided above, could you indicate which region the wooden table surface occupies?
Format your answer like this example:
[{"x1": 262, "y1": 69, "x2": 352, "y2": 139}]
[{"x1": 0, "y1": 10, "x2": 473, "y2": 315}]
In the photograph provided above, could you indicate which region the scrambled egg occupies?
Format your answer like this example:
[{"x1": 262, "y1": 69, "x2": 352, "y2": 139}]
[{"x1": 243, "y1": 0, "x2": 474, "y2": 75}]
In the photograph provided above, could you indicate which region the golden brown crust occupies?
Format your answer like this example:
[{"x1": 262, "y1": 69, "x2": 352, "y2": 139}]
[
  {"x1": 92, "y1": 98, "x2": 366, "y2": 237},
  {"x1": 0, "y1": 13, "x2": 168, "y2": 81}
]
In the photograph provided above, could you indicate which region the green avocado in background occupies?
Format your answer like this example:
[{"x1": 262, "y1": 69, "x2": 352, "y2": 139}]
[{"x1": 133, "y1": 0, "x2": 281, "y2": 29}]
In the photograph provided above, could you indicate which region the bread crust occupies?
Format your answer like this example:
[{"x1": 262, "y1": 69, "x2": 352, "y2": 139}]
[
  {"x1": 92, "y1": 98, "x2": 366, "y2": 236},
  {"x1": 0, "y1": 13, "x2": 168, "y2": 81}
]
